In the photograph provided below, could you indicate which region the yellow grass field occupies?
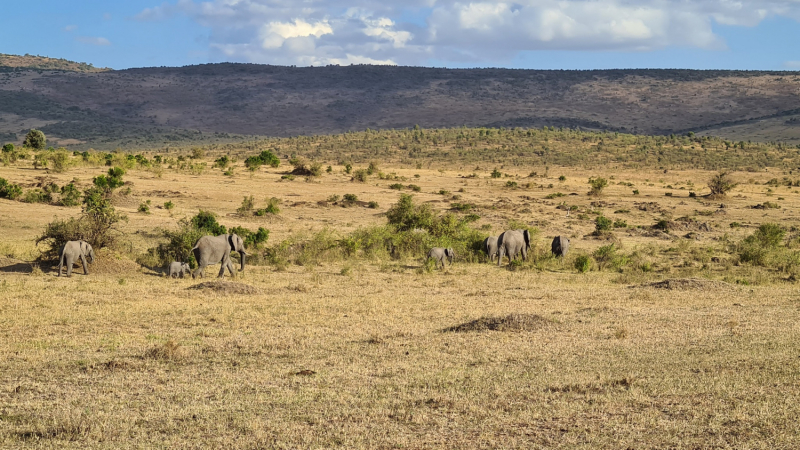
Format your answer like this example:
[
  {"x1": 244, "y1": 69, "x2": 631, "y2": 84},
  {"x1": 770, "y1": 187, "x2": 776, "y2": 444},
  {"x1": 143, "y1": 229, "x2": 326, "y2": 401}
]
[{"x1": 2, "y1": 152, "x2": 800, "y2": 448}]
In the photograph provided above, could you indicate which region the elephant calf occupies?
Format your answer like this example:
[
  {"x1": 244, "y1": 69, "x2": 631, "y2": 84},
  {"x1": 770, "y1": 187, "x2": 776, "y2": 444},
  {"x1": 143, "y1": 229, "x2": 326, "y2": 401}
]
[
  {"x1": 551, "y1": 236, "x2": 570, "y2": 257},
  {"x1": 427, "y1": 247, "x2": 455, "y2": 270},
  {"x1": 483, "y1": 236, "x2": 499, "y2": 262},
  {"x1": 58, "y1": 240, "x2": 95, "y2": 277},
  {"x1": 168, "y1": 261, "x2": 191, "y2": 278}
]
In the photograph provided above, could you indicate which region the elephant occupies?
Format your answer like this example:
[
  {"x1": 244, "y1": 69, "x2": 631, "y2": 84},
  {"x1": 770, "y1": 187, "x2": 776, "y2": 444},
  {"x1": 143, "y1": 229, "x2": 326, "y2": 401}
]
[
  {"x1": 427, "y1": 247, "x2": 455, "y2": 270},
  {"x1": 483, "y1": 236, "x2": 499, "y2": 262},
  {"x1": 497, "y1": 229, "x2": 531, "y2": 266},
  {"x1": 551, "y1": 236, "x2": 570, "y2": 257},
  {"x1": 168, "y1": 261, "x2": 191, "y2": 278},
  {"x1": 191, "y1": 233, "x2": 246, "y2": 279},
  {"x1": 58, "y1": 240, "x2": 95, "y2": 277}
]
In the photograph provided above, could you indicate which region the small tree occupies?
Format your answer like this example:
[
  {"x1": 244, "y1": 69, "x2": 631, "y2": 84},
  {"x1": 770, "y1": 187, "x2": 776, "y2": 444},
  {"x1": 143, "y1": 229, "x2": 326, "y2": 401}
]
[
  {"x1": 588, "y1": 177, "x2": 608, "y2": 196},
  {"x1": 708, "y1": 172, "x2": 737, "y2": 197},
  {"x1": 23, "y1": 129, "x2": 46, "y2": 150}
]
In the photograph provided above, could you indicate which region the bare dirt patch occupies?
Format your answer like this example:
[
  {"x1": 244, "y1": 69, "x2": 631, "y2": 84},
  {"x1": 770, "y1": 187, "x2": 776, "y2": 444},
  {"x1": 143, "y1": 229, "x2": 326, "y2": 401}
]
[
  {"x1": 444, "y1": 313, "x2": 550, "y2": 332},
  {"x1": 187, "y1": 280, "x2": 261, "y2": 295},
  {"x1": 637, "y1": 278, "x2": 734, "y2": 291}
]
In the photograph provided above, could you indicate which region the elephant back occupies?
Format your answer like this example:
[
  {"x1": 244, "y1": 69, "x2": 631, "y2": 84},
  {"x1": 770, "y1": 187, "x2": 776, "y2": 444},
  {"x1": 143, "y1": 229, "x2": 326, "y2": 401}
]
[{"x1": 551, "y1": 236, "x2": 570, "y2": 257}]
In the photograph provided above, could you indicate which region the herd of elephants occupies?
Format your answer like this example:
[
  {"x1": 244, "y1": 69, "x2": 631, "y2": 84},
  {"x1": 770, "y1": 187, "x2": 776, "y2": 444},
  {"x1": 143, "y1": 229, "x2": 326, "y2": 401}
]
[{"x1": 56, "y1": 231, "x2": 571, "y2": 278}]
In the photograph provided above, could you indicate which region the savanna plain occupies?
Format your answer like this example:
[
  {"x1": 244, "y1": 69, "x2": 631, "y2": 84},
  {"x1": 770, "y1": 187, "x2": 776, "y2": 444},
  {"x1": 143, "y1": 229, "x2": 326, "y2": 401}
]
[{"x1": 2, "y1": 128, "x2": 800, "y2": 448}]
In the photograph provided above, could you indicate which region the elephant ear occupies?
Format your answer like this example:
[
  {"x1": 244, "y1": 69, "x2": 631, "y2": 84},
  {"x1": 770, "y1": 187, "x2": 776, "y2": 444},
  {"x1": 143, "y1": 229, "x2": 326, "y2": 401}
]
[
  {"x1": 79, "y1": 240, "x2": 89, "y2": 255},
  {"x1": 523, "y1": 230, "x2": 531, "y2": 247}
]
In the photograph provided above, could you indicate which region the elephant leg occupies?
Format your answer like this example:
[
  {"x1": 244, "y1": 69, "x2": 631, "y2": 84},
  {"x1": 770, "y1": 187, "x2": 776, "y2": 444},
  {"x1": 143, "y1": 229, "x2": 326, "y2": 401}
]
[
  {"x1": 58, "y1": 254, "x2": 64, "y2": 277},
  {"x1": 218, "y1": 256, "x2": 230, "y2": 278},
  {"x1": 80, "y1": 254, "x2": 89, "y2": 275},
  {"x1": 66, "y1": 255, "x2": 74, "y2": 277},
  {"x1": 226, "y1": 259, "x2": 236, "y2": 278},
  {"x1": 497, "y1": 247, "x2": 505, "y2": 266},
  {"x1": 193, "y1": 263, "x2": 205, "y2": 279}
]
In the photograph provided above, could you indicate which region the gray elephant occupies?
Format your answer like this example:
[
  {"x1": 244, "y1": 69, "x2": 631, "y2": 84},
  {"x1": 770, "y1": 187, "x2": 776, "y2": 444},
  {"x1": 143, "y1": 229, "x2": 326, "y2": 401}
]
[
  {"x1": 58, "y1": 240, "x2": 95, "y2": 277},
  {"x1": 483, "y1": 236, "x2": 499, "y2": 262},
  {"x1": 497, "y1": 229, "x2": 531, "y2": 266},
  {"x1": 191, "y1": 233, "x2": 247, "y2": 279},
  {"x1": 551, "y1": 236, "x2": 570, "y2": 257},
  {"x1": 427, "y1": 247, "x2": 455, "y2": 270},
  {"x1": 168, "y1": 261, "x2": 191, "y2": 278}
]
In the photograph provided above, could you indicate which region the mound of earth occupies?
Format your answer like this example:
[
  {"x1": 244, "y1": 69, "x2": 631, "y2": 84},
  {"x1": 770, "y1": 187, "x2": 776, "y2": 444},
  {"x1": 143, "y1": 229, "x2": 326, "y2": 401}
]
[
  {"x1": 638, "y1": 278, "x2": 733, "y2": 291},
  {"x1": 188, "y1": 281, "x2": 261, "y2": 295},
  {"x1": 444, "y1": 314, "x2": 550, "y2": 332},
  {"x1": 42, "y1": 249, "x2": 140, "y2": 275}
]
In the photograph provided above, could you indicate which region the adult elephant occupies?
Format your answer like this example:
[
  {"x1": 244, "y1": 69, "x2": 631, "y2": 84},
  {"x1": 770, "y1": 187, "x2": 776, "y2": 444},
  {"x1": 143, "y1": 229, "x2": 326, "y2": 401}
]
[
  {"x1": 483, "y1": 236, "x2": 499, "y2": 262},
  {"x1": 191, "y1": 233, "x2": 246, "y2": 279},
  {"x1": 551, "y1": 236, "x2": 570, "y2": 257},
  {"x1": 58, "y1": 240, "x2": 95, "y2": 277},
  {"x1": 497, "y1": 229, "x2": 531, "y2": 266}
]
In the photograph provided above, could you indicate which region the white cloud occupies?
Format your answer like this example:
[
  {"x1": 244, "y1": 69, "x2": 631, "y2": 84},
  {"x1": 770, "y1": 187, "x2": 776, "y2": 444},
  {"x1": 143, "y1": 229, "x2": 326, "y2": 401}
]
[
  {"x1": 260, "y1": 19, "x2": 333, "y2": 49},
  {"x1": 63, "y1": 25, "x2": 78, "y2": 32},
  {"x1": 784, "y1": 60, "x2": 800, "y2": 68},
  {"x1": 133, "y1": 0, "x2": 800, "y2": 65},
  {"x1": 76, "y1": 36, "x2": 112, "y2": 46}
]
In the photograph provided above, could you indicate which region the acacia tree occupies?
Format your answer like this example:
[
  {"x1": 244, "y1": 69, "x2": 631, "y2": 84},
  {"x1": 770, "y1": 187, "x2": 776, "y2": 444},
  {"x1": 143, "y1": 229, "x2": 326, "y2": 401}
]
[
  {"x1": 23, "y1": 129, "x2": 46, "y2": 150},
  {"x1": 708, "y1": 172, "x2": 737, "y2": 197}
]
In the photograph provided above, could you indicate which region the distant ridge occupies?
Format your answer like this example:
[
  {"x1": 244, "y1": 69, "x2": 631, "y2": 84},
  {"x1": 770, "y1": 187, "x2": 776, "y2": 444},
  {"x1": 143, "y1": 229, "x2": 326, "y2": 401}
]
[
  {"x1": 2, "y1": 55, "x2": 800, "y2": 148},
  {"x1": 0, "y1": 53, "x2": 110, "y2": 72}
]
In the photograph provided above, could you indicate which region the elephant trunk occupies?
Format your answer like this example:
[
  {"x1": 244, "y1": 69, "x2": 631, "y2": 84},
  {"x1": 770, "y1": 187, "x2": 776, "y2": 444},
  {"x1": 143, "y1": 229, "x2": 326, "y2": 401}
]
[{"x1": 239, "y1": 251, "x2": 246, "y2": 272}]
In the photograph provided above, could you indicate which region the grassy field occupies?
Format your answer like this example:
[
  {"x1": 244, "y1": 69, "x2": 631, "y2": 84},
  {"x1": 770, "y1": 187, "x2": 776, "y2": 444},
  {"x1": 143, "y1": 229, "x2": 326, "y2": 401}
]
[{"x1": 2, "y1": 137, "x2": 800, "y2": 448}]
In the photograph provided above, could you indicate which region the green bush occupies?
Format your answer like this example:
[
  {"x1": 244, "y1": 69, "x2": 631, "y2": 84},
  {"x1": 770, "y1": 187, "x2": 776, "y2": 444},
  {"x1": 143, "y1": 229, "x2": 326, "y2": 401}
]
[
  {"x1": 59, "y1": 182, "x2": 81, "y2": 207},
  {"x1": 595, "y1": 215, "x2": 612, "y2": 232},
  {"x1": 491, "y1": 168, "x2": 502, "y2": 178},
  {"x1": 138, "y1": 200, "x2": 151, "y2": 214},
  {"x1": 588, "y1": 177, "x2": 608, "y2": 196},
  {"x1": 574, "y1": 255, "x2": 592, "y2": 273},
  {"x1": 408, "y1": 184, "x2": 421, "y2": 192},
  {"x1": 230, "y1": 226, "x2": 270, "y2": 249},
  {"x1": 191, "y1": 210, "x2": 227, "y2": 235},
  {"x1": 22, "y1": 188, "x2": 51, "y2": 204},
  {"x1": 23, "y1": 129, "x2": 46, "y2": 150},
  {"x1": 389, "y1": 183, "x2": 404, "y2": 190},
  {"x1": 351, "y1": 169, "x2": 369, "y2": 182},
  {"x1": 368, "y1": 201, "x2": 379, "y2": 209},
  {"x1": 164, "y1": 201, "x2": 175, "y2": 211},
  {"x1": 0, "y1": 177, "x2": 23, "y2": 200},
  {"x1": 245, "y1": 150, "x2": 280, "y2": 171},
  {"x1": 238, "y1": 195, "x2": 255, "y2": 215}
]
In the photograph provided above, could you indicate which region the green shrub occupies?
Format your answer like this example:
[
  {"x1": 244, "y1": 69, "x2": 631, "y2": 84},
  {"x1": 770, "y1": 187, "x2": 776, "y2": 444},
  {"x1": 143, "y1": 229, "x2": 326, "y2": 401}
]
[
  {"x1": 613, "y1": 219, "x2": 628, "y2": 228},
  {"x1": 351, "y1": 169, "x2": 369, "y2": 182},
  {"x1": 245, "y1": 150, "x2": 280, "y2": 171},
  {"x1": 345, "y1": 163, "x2": 352, "y2": 174},
  {"x1": 389, "y1": 183, "x2": 404, "y2": 190},
  {"x1": 558, "y1": 175, "x2": 566, "y2": 181},
  {"x1": 230, "y1": 226, "x2": 270, "y2": 249},
  {"x1": 595, "y1": 215, "x2": 612, "y2": 232},
  {"x1": 505, "y1": 181, "x2": 518, "y2": 188},
  {"x1": 213, "y1": 155, "x2": 230, "y2": 169},
  {"x1": 574, "y1": 255, "x2": 592, "y2": 273},
  {"x1": 238, "y1": 195, "x2": 255, "y2": 215},
  {"x1": 491, "y1": 168, "x2": 502, "y2": 178},
  {"x1": 164, "y1": 201, "x2": 175, "y2": 211},
  {"x1": 408, "y1": 184, "x2": 421, "y2": 192},
  {"x1": 47, "y1": 148, "x2": 72, "y2": 173},
  {"x1": 138, "y1": 200, "x2": 151, "y2": 214},
  {"x1": 191, "y1": 210, "x2": 227, "y2": 235},
  {"x1": 545, "y1": 192, "x2": 564, "y2": 199},
  {"x1": 59, "y1": 183, "x2": 81, "y2": 207},
  {"x1": 588, "y1": 177, "x2": 608, "y2": 196},
  {"x1": 23, "y1": 129, "x2": 46, "y2": 150},
  {"x1": 708, "y1": 171, "x2": 737, "y2": 197},
  {"x1": 0, "y1": 177, "x2": 23, "y2": 200},
  {"x1": 368, "y1": 201, "x2": 379, "y2": 209},
  {"x1": 93, "y1": 167, "x2": 125, "y2": 192},
  {"x1": 22, "y1": 188, "x2": 51, "y2": 204}
]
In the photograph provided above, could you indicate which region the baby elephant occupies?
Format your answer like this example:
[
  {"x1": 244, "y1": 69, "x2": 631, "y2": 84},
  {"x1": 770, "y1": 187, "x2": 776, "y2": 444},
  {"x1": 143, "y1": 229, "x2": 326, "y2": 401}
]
[
  {"x1": 427, "y1": 247, "x2": 455, "y2": 270},
  {"x1": 168, "y1": 261, "x2": 191, "y2": 278}
]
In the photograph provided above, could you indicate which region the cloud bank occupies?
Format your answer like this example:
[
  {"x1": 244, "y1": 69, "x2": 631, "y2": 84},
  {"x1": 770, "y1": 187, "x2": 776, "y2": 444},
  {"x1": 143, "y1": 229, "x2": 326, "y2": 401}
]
[{"x1": 135, "y1": 0, "x2": 800, "y2": 66}]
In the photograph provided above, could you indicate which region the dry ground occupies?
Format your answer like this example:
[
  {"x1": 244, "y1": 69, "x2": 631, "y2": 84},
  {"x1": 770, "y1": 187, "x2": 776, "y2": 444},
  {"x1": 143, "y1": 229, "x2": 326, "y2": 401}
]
[{"x1": 1, "y1": 158, "x2": 800, "y2": 448}]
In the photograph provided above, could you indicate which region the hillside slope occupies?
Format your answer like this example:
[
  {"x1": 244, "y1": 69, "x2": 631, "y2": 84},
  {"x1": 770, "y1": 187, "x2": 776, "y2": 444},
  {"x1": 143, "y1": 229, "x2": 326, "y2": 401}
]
[{"x1": 1, "y1": 60, "x2": 800, "y2": 148}]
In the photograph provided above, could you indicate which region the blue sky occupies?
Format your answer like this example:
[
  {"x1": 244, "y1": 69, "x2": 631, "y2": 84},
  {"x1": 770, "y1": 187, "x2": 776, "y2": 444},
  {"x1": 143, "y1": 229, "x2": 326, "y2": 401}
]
[{"x1": 2, "y1": 0, "x2": 800, "y2": 70}]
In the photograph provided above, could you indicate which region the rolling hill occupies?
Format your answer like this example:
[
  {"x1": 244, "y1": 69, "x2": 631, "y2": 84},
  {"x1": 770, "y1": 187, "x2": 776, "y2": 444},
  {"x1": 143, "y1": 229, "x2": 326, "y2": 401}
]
[{"x1": 2, "y1": 55, "x2": 800, "y2": 148}]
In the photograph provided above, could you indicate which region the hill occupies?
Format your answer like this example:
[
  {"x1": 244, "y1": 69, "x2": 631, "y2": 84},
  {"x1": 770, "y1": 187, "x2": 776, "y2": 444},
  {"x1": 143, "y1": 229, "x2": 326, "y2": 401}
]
[
  {"x1": 0, "y1": 53, "x2": 109, "y2": 73},
  {"x1": 1, "y1": 58, "x2": 800, "y2": 148}
]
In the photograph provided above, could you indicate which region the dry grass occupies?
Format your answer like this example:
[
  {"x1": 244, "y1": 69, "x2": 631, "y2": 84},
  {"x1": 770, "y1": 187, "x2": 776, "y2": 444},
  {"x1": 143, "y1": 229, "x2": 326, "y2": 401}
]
[{"x1": 2, "y1": 154, "x2": 800, "y2": 448}]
